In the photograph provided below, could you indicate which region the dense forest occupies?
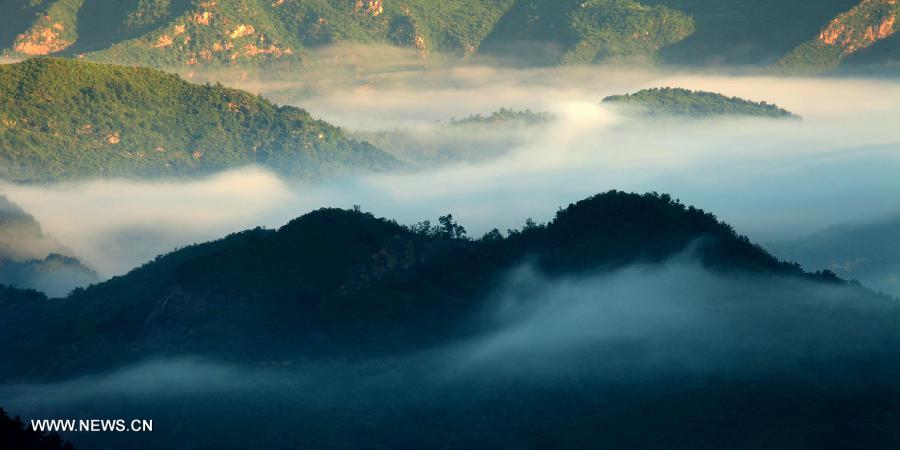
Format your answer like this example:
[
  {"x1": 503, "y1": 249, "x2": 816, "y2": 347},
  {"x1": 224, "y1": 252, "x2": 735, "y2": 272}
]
[
  {"x1": 353, "y1": 108, "x2": 554, "y2": 166},
  {"x1": 602, "y1": 87, "x2": 798, "y2": 118},
  {"x1": 2, "y1": 0, "x2": 892, "y2": 71},
  {"x1": 0, "y1": 408, "x2": 74, "y2": 450},
  {"x1": 0, "y1": 190, "x2": 852, "y2": 380},
  {"x1": 0, "y1": 57, "x2": 398, "y2": 182}
]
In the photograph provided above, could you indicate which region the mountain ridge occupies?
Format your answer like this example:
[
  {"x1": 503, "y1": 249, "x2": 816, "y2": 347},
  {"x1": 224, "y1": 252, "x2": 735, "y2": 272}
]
[
  {"x1": 0, "y1": 191, "x2": 858, "y2": 381},
  {"x1": 0, "y1": 57, "x2": 399, "y2": 183}
]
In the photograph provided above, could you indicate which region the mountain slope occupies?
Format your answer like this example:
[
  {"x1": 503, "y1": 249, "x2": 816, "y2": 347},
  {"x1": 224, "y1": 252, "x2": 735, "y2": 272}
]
[
  {"x1": 778, "y1": 0, "x2": 899, "y2": 74},
  {"x1": 4, "y1": 0, "x2": 895, "y2": 70},
  {"x1": 0, "y1": 57, "x2": 398, "y2": 182},
  {"x1": 0, "y1": 191, "x2": 848, "y2": 379}
]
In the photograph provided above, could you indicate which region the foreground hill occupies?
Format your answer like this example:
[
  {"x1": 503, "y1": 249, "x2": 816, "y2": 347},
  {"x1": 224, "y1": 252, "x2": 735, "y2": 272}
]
[
  {"x1": 0, "y1": 57, "x2": 398, "y2": 183},
  {"x1": 602, "y1": 87, "x2": 797, "y2": 118},
  {"x1": 3, "y1": 0, "x2": 890, "y2": 70},
  {"x1": 0, "y1": 195, "x2": 97, "y2": 296},
  {"x1": 0, "y1": 191, "x2": 850, "y2": 379}
]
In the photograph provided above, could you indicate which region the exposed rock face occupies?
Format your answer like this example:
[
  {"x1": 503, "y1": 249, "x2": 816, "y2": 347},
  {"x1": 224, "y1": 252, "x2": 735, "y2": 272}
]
[
  {"x1": 817, "y1": 0, "x2": 897, "y2": 55},
  {"x1": 14, "y1": 19, "x2": 71, "y2": 55}
]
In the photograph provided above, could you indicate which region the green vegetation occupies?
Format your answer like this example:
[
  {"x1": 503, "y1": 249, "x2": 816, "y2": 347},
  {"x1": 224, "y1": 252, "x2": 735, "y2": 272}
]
[
  {"x1": 642, "y1": 0, "x2": 859, "y2": 65},
  {"x1": 0, "y1": 57, "x2": 399, "y2": 182},
  {"x1": 1, "y1": 0, "x2": 695, "y2": 68},
  {"x1": 602, "y1": 87, "x2": 797, "y2": 118},
  {"x1": 0, "y1": 190, "x2": 851, "y2": 378},
  {"x1": 5, "y1": 0, "x2": 897, "y2": 71},
  {"x1": 777, "y1": 0, "x2": 900, "y2": 74},
  {"x1": 353, "y1": 108, "x2": 553, "y2": 166},
  {"x1": 448, "y1": 108, "x2": 553, "y2": 127}
]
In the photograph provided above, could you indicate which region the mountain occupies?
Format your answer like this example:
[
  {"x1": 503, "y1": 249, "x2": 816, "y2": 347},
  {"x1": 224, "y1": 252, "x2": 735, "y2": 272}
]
[
  {"x1": 3, "y1": 0, "x2": 891, "y2": 70},
  {"x1": 0, "y1": 195, "x2": 97, "y2": 296},
  {"x1": 602, "y1": 87, "x2": 798, "y2": 118},
  {"x1": 0, "y1": 57, "x2": 398, "y2": 183},
  {"x1": 768, "y1": 216, "x2": 900, "y2": 298},
  {"x1": 0, "y1": 190, "x2": 848, "y2": 379},
  {"x1": 777, "y1": 0, "x2": 899, "y2": 74},
  {"x1": 352, "y1": 108, "x2": 554, "y2": 166}
]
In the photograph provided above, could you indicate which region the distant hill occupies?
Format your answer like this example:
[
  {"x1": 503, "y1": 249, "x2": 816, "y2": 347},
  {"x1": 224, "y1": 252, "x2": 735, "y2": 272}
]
[
  {"x1": 353, "y1": 108, "x2": 554, "y2": 166},
  {"x1": 0, "y1": 190, "x2": 850, "y2": 379},
  {"x1": 4, "y1": 0, "x2": 891, "y2": 70},
  {"x1": 602, "y1": 87, "x2": 798, "y2": 119},
  {"x1": 768, "y1": 216, "x2": 900, "y2": 298},
  {"x1": 0, "y1": 57, "x2": 399, "y2": 182},
  {"x1": 777, "y1": 0, "x2": 899, "y2": 74},
  {"x1": 0, "y1": 0, "x2": 693, "y2": 68},
  {"x1": 0, "y1": 195, "x2": 97, "y2": 296}
]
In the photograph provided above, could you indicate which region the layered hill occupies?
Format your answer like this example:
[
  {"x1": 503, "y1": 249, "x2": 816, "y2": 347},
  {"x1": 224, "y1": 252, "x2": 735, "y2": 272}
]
[
  {"x1": 602, "y1": 87, "x2": 797, "y2": 119},
  {"x1": 0, "y1": 57, "x2": 398, "y2": 182},
  {"x1": 3, "y1": 0, "x2": 888, "y2": 70},
  {"x1": 0, "y1": 191, "x2": 851, "y2": 379},
  {"x1": 0, "y1": 195, "x2": 97, "y2": 296},
  {"x1": 0, "y1": 0, "x2": 692, "y2": 68}
]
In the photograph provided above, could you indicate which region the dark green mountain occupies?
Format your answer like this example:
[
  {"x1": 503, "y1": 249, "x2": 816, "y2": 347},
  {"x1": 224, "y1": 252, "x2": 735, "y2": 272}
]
[
  {"x1": 0, "y1": 57, "x2": 399, "y2": 183},
  {"x1": 2, "y1": 0, "x2": 893, "y2": 70},
  {"x1": 0, "y1": 195, "x2": 97, "y2": 296},
  {"x1": 0, "y1": 191, "x2": 847, "y2": 379},
  {"x1": 602, "y1": 87, "x2": 798, "y2": 118}
]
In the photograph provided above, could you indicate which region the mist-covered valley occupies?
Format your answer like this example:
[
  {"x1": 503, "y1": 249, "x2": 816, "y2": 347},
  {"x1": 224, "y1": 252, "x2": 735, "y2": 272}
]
[
  {"x1": 3, "y1": 67, "x2": 899, "y2": 282},
  {"x1": 2, "y1": 44, "x2": 900, "y2": 449}
]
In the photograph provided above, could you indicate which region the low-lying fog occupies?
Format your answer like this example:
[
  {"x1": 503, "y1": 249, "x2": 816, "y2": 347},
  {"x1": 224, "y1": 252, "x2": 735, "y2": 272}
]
[
  {"x1": 2, "y1": 66, "x2": 899, "y2": 292},
  {"x1": 3, "y1": 258, "x2": 899, "y2": 448}
]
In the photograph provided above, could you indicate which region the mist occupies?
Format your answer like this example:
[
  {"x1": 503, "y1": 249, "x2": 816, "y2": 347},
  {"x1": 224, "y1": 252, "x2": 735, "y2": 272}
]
[
  {"x1": 3, "y1": 256, "x2": 899, "y2": 448},
  {"x1": 1, "y1": 66, "x2": 899, "y2": 283}
]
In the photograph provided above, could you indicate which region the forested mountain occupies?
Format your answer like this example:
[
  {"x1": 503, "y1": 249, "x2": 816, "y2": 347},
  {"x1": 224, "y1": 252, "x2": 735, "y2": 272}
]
[
  {"x1": 0, "y1": 195, "x2": 97, "y2": 296},
  {"x1": 0, "y1": 191, "x2": 851, "y2": 380},
  {"x1": 602, "y1": 87, "x2": 797, "y2": 118},
  {"x1": 778, "y1": 0, "x2": 900, "y2": 74},
  {"x1": 0, "y1": 57, "x2": 398, "y2": 182},
  {"x1": 1, "y1": 0, "x2": 894, "y2": 71}
]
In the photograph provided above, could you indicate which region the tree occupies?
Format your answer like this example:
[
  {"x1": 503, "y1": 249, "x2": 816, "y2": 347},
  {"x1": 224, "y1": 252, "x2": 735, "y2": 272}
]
[{"x1": 0, "y1": 407, "x2": 75, "y2": 450}]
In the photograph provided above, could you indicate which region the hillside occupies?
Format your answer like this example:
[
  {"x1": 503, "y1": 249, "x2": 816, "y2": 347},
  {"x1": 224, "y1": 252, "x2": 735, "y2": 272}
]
[
  {"x1": 0, "y1": 0, "x2": 690, "y2": 68},
  {"x1": 0, "y1": 195, "x2": 97, "y2": 296},
  {"x1": 3, "y1": 0, "x2": 887, "y2": 70},
  {"x1": 777, "y1": 0, "x2": 899, "y2": 74},
  {"x1": 0, "y1": 190, "x2": 846, "y2": 379},
  {"x1": 602, "y1": 87, "x2": 798, "y2": 118},
  {"x1": 0, "y1": 57, "x2": 398, "y2": 182}
]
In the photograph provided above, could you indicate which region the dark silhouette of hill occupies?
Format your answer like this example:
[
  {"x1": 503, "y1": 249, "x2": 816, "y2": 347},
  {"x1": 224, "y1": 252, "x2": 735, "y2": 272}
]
[{"x1": 0, "y1": 191, "x2": 853, "y2": 380}]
